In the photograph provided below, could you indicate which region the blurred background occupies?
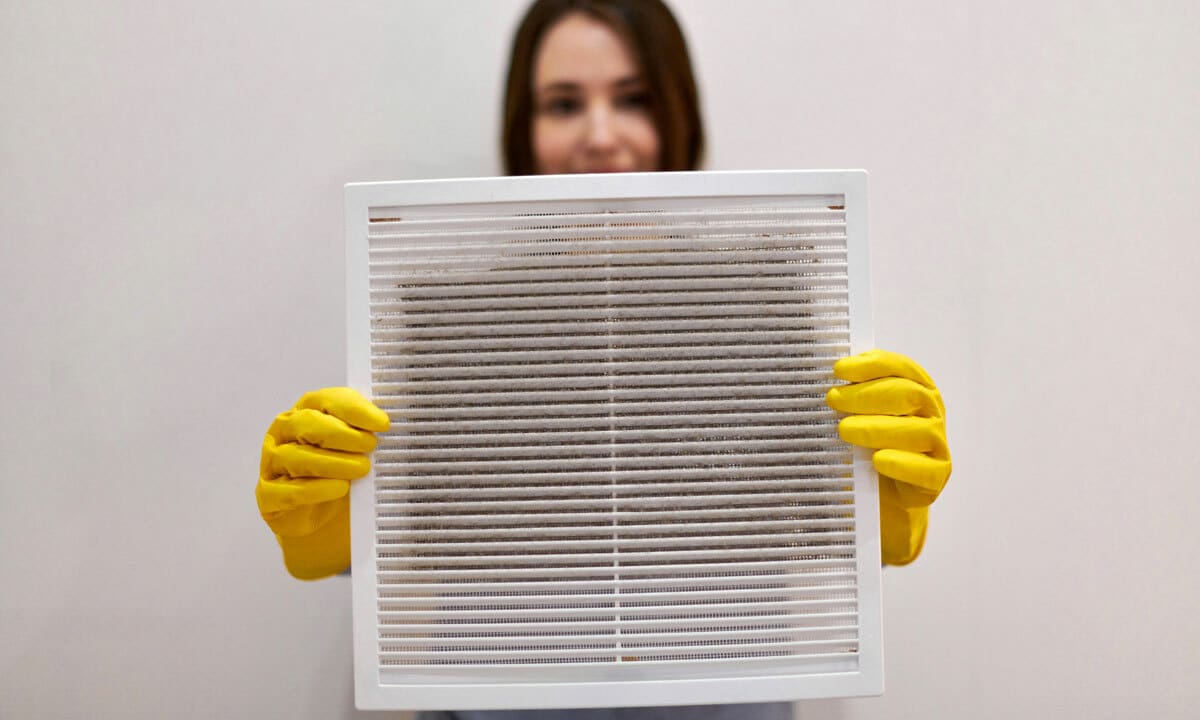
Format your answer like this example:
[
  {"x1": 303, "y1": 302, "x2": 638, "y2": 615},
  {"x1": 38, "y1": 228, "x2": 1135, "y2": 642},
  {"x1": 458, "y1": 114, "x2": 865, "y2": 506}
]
[{"x1": 2, "y1": 1, "x2": 1197, "y2": 717}]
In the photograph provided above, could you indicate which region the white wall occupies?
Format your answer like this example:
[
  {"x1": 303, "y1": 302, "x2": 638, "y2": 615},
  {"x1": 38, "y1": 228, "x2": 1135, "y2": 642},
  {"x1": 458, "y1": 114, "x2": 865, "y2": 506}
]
[{"x1": 1, "y1": 1, "x2": 1197, "y2": 718}]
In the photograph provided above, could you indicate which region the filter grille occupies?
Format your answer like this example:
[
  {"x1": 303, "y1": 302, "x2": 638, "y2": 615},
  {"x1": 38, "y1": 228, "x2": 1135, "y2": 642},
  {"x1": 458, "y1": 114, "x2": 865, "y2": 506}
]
[{"x1": 362, "y1": 193, "x2": 863, "y2": 680}]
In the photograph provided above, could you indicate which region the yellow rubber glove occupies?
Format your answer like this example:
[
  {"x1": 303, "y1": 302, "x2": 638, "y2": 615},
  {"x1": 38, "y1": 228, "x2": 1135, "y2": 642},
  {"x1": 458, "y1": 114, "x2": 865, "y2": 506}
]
[
  {"x1": 825, "y1": 349, "x2": 952, "y2": 566},
  {"x1": 256, "y1": 388, "x2": 390, "y2": 580}
]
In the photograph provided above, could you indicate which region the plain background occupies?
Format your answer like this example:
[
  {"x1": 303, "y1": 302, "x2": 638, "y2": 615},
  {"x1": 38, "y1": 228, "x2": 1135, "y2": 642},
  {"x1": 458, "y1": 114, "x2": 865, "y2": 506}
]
[{"x1": 2, "y1": 1, "x2": 1198, "y2": 718}]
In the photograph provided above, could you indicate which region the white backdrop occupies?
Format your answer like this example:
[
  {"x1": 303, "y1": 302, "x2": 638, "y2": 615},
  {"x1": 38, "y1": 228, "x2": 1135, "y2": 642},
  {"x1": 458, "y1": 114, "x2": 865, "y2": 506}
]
[{"x1": 2, "y1": 1, "x2": 1197, "y2": 718}]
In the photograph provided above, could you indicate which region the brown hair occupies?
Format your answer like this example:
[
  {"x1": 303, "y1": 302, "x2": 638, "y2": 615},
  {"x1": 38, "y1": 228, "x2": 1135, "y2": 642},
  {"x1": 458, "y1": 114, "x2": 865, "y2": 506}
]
[{"x1": 502, "y1": 0, "x2": 705, "y2": 175}]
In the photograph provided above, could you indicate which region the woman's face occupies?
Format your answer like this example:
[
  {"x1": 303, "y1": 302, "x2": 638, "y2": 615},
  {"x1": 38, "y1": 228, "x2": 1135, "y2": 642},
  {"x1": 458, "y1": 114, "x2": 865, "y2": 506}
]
[{"x1": 531, "y1": 13, "x2": 662, "y2": 174}]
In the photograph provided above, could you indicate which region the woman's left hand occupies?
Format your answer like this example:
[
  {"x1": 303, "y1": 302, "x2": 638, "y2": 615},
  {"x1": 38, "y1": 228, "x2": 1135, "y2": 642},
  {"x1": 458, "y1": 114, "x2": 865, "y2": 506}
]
[{"x1": 825, "y1": 349, "x2": 952, "y2": 565}]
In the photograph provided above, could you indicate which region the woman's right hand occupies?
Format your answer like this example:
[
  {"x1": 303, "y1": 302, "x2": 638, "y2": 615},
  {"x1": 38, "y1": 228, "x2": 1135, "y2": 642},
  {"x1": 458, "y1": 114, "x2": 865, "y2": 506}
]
[{"x1": 256, "y1": 388, "x2": 390, "y2": 580}]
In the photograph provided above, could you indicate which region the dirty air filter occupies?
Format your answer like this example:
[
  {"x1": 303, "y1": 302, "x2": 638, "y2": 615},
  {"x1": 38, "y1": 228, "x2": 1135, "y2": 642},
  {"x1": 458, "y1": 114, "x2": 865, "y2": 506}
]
[{"x1": 345, "y1": 170, "x2": 880, "y2": 711}]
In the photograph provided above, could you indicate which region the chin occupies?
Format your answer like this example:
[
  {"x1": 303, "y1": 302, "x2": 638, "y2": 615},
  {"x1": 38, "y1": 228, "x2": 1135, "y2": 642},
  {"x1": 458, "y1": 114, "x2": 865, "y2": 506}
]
[{"x1": 577, "y1": 166, "x2": 638, "y2": 174}]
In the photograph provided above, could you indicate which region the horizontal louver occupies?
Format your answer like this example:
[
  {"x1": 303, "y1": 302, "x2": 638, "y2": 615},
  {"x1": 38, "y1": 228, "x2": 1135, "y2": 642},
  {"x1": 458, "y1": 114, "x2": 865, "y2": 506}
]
[{"x1": 348, "y1": 172, "x2": 879, "y2": 709}]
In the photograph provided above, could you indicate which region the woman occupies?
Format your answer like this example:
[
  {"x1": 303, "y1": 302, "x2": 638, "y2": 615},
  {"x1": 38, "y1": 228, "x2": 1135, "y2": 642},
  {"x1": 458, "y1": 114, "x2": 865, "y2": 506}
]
[
  {"x1": 257, "y1": 1, "x2": 952, "y2": 718},
  {"x1": 501, "y1": 0, "x2": 702, "y2": 175}
]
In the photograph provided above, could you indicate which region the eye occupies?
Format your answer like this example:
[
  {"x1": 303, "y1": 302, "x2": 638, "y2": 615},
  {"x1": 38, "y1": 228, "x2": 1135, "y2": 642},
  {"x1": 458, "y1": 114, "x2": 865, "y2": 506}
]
[
  {"x1": 615, "y1": 91, "x2": 651, "y2": 111},
  {"x1": 541, "y1": 96, "x2": 581, "y2": 116}
]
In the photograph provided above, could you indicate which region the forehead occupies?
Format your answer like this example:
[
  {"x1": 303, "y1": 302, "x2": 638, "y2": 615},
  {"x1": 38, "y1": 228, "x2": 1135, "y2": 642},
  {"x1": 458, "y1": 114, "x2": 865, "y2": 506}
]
[{"x1": 533, "y1": 12, "x2": 640, "y2": 87}]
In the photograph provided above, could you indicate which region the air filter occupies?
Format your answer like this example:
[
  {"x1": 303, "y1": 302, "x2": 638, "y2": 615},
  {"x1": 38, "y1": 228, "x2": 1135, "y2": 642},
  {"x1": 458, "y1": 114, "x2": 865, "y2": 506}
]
[{"x1": 345, "y1": 170, "x2": 880, "y2": 711}]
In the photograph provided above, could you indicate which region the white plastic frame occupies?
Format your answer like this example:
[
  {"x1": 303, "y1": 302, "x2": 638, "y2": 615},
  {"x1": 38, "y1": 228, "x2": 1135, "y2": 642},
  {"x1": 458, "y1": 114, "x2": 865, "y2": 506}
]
[{"x1": 345, "y1": 170, "x2": 880, "y2": 711}]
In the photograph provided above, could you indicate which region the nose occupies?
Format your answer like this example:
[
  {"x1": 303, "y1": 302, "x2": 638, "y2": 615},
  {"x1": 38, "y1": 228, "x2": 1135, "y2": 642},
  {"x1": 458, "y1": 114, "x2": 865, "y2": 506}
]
[{"x1": 584, "y1": 104, "x2": 618, "y2": 153}]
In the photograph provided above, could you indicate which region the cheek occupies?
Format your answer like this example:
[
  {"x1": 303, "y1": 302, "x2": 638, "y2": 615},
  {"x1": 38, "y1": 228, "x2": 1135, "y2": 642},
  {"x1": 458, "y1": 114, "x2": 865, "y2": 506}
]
[
  {"x1": 629, "y1": 118, "x2": 662, "y2": 170},
  {"x1": 611, "y1": 113, "x2": 662, "y2": 172},
  {"x1": 532, "y1": 118, "x2": 571, "y2": 174}
]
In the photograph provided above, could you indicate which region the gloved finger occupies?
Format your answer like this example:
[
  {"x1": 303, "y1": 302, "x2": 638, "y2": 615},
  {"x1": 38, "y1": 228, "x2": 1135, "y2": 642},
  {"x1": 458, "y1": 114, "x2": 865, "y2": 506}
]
[
  {"x1": 267, "y1": 441, "x2": 373, "y2": 480},
  {"x1": 274, "y1": 500, "x2": 352, "y2": 577},
  {"x1": 294, "y1": 387, "x2": 391, "y2": 433},
  {"x1": 833, "y1": 349, "x2": 936, "y2": 388},
  {"x1": 838, "y1": 414, "x2": 944, "y2": 454},
  {"x1": 879, "y1": 471, "x2": 940, "y2": 510},
  {"x1": 261, "y1": 497, "x2": 347, "y2": 538},
  {"x1": 873, "y1": 448, "x2": 951, "y2": 496},
  {"x1": 268, "y1": 408, "x2": 378, "y2": 453},
  {"x1": 825, "y1": 377, "x2": 942, "y2": 418},
  {"x1": 256, "y1": 477, "x2": 349, "y2": 517},
  {"x1": 878, "y1": 480, "x2": 928, "y2": 565}
]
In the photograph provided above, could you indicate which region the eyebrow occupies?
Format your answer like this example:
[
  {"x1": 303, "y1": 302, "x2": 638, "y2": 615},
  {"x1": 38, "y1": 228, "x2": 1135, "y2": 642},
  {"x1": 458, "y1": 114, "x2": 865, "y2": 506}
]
[{"x1": 536, "y1": 75, "x2": 645, "y2": 94}]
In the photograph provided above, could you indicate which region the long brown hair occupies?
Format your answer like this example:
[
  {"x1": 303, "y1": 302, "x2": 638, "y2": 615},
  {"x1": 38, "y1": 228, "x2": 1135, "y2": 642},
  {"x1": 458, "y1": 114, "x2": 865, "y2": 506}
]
[{"x1": 502, "y1": 0, "x2": 704, "y2": 175}]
